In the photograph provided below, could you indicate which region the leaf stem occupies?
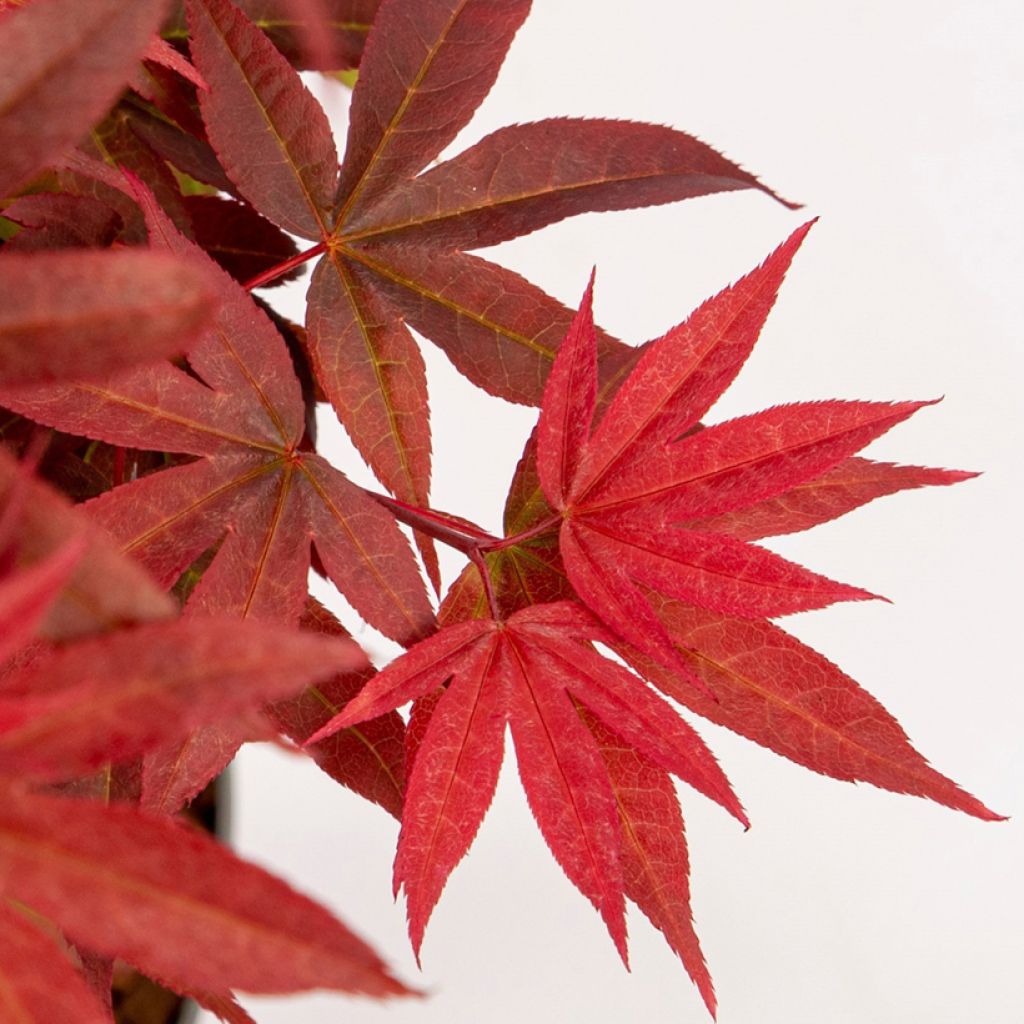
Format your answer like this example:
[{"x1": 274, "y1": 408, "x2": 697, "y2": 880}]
[
  {"x1": 469, "y1": 549, "x2": 502, "y2": 621},
  {"x1": 481, "y1": 515, "x2": 561, "y2": 551},
  {"x1": 365, "y1": 490, "x2": 499, "y2": 553},
  {"x1": 244, "y1": 242, "x2": 327, "y2": 290}
]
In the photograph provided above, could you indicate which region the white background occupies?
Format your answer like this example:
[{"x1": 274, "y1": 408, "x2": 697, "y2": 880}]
[{"x1": 198, "y1": 2, "x2": 1022, "y2": 1022}]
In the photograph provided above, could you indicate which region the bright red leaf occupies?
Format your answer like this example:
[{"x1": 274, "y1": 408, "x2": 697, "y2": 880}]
[
  {"x1": 310, "y1": 601, "x2": 742, "y2": 959},
  {"x1": 535, "y1": 224, "x2": 934, "y2": 674}
]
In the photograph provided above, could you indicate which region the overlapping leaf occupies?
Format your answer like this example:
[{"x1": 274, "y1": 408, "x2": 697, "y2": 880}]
[
  {"x1": 0, "y1": 249, "x2": 217, "y2": 385},
  {"x1": 620, "y1": 598, "x2": 1000, "y2": 821},
  {"x1": 0, "y1": 786, "x2": 411, "y2": 997},
  {"x1": 0, "y1": 0, "x2": 171, "y2": 199},
  {"x1": 0, "y1": 902, "x2": 111, "y2": 1024},
  {"x1": 309, "y1": 600, "x2": 743, "y2": 960},
  {"x1": 164, "y1": 0, "x2": 381, "y2": 71},
  {"x1": 183, "y1": 0, "x2": 789, "y2": 539},
  {"x1": 0, "y1": 182, "x2": 434, "y2": 645},
  {"x1": 267, "y1": 598, "x2": 407, "y2": 819},
  {"x1": 0, "y1": 617, "x2": 361, "y2": 782},
  {"x1": 0, "y1": 437, "x2": 176, "y2": 643},
  {"x1": 407, "y1": 224, "x2": 998, "y2": 1000}
]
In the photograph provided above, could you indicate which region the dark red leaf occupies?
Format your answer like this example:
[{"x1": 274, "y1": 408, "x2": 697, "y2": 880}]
[
  {"x1": 143, "y1": 36, "x2": 208, "y2": 91},
  {"x1": 0, "y1": 249, "x2": 216, "y2": 385},
  {"x1": 0, "y1": 0, "x2": 171, "y2": 198},
  {"x1": 267, "y1": 598, "x2": 406, "y2": 818},
  {"x1": 306, "y1": 250, "x2": 432, "y2": 527},
  {"x1": 186, "y1": 0, "x2": 338, "y2": 238},
  {"x1": 348, "y1": 119, "x2": 796, "y2": 250},
  {"x1": 2, "y1": 193, "x2": 121, "y2": 251},
  {"x1": 334, "y1": 0, "x2": 531, "y2": 223},
  {"x1": 0, "y1": 618, "x2": 361, "y2": 781},
  {"x1": 184, "y1": 194, "x2": 300, "y2": 286}
]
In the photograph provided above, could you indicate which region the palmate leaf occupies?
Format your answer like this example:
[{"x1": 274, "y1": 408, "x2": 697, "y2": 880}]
[
  {"x1": 183, "y1": 0, "x2": 789, "y2": 533},
  {"x1": 535, "y1": 225, "x2": 931, "y2": 673},
  {"x1": 1, "y1": 178, "x2": 434, "y2": 813},
  {"x1": 308, "y1": 601, "x2": 743, "y2": 960},
  {"x1": 0, "y1": 180, "x2": 433, "y2": 646},
  {"x1": 409, "y1": 223, "x2": 999, "y2": 1000}
]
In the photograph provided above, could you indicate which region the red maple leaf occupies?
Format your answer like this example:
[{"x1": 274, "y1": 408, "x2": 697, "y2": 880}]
[
  {"x1": 307, "y1": 223, "x2": 1000, "y2": 1014},
  {"x1": 181, "y1": 0, "x2": 793, "y2": 586}
]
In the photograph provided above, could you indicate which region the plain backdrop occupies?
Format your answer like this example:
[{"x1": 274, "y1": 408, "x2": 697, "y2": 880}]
[{"x1": 196, "y1": 3, "x2": 1022, "y2": 1022}]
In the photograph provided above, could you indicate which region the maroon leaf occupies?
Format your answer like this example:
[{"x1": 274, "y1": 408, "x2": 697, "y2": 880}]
[
  {"x1": 306, "y1": 251, "x2": 432, "y2": 530},
  {"x1": 143, "y1": 36, "x2": 208, "y2": 91},
  {"x1": 2, "y1": 193, "x2": 121, "y2": 251},
  {"x1": 186, "y1": 0, "x2": 338, "y2": 238},
  {"x1": 184, "y1": 194, "x2": 300, "y2": 286},
  {"x1": 267, "y1": 598, "x2": 407, "y2": 818},
  {"x1": 348, "y1": 119, "x2": 796, "y2": 250},
  {"x1": 334, "y1": 0, "x2": 531, "y2": 223},
  {"x1": 0, "y1": 0, "x2": 171, "y2": 198},
  {"x1": 0, "y1": 249, "x2": 216, "y2": 386}
]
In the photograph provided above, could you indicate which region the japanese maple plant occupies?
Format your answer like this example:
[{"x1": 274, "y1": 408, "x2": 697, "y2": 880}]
[{"x1": 0, "y1": 0, "x2": 1001, "y2": 1021}]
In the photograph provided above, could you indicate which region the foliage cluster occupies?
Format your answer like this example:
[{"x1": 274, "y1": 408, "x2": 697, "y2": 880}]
[{"x1": 0, "y1": 0, "x2": 998, "y2": 1020}]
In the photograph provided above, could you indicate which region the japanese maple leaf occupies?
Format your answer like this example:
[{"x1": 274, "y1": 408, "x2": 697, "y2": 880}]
[
  {"x1": 0, "y1": 450, "x2": 410, "y2": 1011},
  {"x1": 407, "y1": 223, "x2": 1000, "y2": 1007},
  {"x1": 0, "y1": 180, "x2": 433, "y2": 642},
  {"x1": 182, "y1": 0, "x2": 792, "y2": 582},
  {"x1": 533, "y1": 223, "x2": 937, "y2": 675},
  {"x1": 308, "y1": 598, "x2": 743, "y2": 995}
]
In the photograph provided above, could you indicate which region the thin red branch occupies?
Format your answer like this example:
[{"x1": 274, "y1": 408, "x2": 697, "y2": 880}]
[{"x1": 244, "y1": 241, "x2": 327, "y2": 290}]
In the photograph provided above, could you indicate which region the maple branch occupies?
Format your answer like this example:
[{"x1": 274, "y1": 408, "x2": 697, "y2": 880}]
[{"x1": 243, "y1": 242, "x2": 327, "y2": 290}]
